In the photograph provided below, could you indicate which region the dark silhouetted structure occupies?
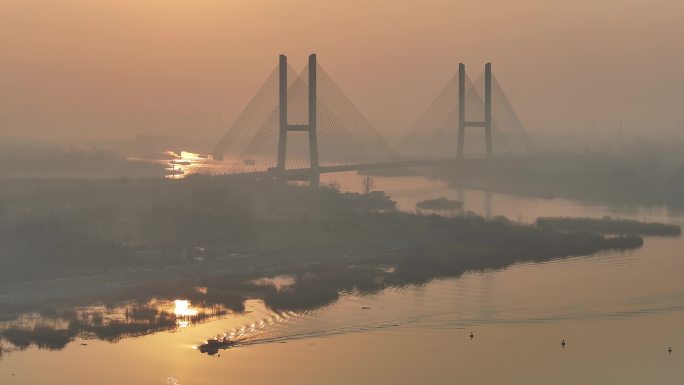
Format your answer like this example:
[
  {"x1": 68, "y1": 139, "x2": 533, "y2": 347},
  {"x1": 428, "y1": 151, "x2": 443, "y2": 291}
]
[
  {"x1": 458, "y1": 63, "x2": 493, "y2": 159},
  {"x1": 212, "y1": 55, "x2": 531, "y2": 181},
  {"x1": 277, "y1": 54, "x2": 320, "y2": 185}
]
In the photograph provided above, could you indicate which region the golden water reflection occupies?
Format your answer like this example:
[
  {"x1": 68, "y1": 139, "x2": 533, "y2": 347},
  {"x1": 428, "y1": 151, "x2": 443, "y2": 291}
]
[
  {"x1": 163, "y1": 150, "x2": 213, "y2": 179},
  {"x1": 251, "y1": 275, "x2": 296, "y2": 292},
  {"x1": 173, "y1": 300, "x2": 199, "y2": 318},
  {"x1": 173, "y1": 300, "x2": 199, "y2": 328}
]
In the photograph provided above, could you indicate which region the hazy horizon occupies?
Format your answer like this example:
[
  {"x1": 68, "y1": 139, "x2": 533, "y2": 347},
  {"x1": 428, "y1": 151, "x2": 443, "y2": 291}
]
[{"x1": 1, "y1": 0, "x2": 683, "y2": 146}]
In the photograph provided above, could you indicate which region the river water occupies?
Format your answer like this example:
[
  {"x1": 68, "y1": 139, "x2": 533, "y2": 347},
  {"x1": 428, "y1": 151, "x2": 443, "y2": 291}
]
[{"x1": 1, "y1": 172, "x2": 683, "y2": 384}]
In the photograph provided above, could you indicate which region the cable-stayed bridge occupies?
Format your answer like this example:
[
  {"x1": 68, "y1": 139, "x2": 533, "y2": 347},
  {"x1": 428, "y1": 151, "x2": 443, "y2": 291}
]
[{"x1": 209, "y1": 54, "x2": 532, "y2": 184}]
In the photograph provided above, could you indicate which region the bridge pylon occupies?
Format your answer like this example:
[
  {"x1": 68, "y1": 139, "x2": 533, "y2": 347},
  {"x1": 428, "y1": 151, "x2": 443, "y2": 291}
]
[
  {"x1": 457, "y1": 62, "x2": 493, "y2": 159},
  {"x1": 277, "y1": 54, "x2": 320, "y2": 186}
]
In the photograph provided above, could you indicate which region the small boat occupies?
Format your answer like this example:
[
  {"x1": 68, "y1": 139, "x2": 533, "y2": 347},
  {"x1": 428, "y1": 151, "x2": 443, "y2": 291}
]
[{"x1": 198, "y1": 337, "x2": 236, "y2": 355}]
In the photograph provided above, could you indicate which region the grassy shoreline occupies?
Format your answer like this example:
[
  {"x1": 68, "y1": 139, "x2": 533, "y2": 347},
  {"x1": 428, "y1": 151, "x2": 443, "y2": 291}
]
[{"x1": 537, "y1": 217, "x2": 681, "y2": 236}]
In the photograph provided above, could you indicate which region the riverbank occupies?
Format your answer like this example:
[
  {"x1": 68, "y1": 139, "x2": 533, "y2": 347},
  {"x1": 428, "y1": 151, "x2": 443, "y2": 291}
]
[
  {"x1": 0, "y1": 210, "x2": 646, "y2": 353},
  {"x1": 537, "y1": 217, "x2": 682, "y2": 236}
]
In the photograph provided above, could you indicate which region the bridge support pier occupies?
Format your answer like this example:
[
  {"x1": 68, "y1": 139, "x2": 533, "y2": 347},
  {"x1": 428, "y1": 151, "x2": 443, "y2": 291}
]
[
  {"x1": 457, "y1": 62, "x2": 493, "y2": 159},
  {"x1": 277, "y1": 54, "x2": 320, "y2": 186}
]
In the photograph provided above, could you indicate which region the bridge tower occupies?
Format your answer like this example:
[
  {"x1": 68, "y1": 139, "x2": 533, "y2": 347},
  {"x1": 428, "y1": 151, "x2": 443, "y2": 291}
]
[
  {"x1": 277, "y1": 54, "x2": 320, "y2": 185},
  {"x1": 457, "y1": 62, "x2": 493, "y2": 159}
]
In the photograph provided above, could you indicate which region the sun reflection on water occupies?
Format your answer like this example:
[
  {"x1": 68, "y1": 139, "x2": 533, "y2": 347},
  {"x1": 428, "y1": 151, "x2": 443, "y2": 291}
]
[
  {"x1": 174, "y1": 300, "x2": 199, "y2": 317},
  {"x1": 164, "y1": 150, "x2": 212, "y2": 179},
  {"x1": 174, "y1": 300, "x2": 199, "y2": 328}
]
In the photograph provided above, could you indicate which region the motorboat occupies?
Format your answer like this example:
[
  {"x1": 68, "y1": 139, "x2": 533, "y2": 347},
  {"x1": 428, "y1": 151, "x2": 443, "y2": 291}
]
[{"x1": 198, "y1": 336, "x2": 236, "y2": 355}]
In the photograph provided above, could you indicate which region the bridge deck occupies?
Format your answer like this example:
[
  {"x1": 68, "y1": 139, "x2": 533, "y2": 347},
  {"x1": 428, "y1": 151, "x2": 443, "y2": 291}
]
[{"x1": 216, "y1": 158, "x2": 489, "y2": 180}]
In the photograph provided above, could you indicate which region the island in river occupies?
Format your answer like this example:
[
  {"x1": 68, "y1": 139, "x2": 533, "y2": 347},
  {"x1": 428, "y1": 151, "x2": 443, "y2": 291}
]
[{"x1": 0, "y1": 174, "x2": 655, "y2": 356}]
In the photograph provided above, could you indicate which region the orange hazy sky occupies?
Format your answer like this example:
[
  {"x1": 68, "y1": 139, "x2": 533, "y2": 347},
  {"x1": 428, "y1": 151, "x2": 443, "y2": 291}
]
[{"x1": 1, "y1": 0, "x2": 683, "y2": 145}]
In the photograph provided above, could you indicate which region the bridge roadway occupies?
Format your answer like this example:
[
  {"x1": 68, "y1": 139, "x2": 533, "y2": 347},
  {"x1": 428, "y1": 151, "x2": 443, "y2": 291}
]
[{"x1": 217, "y1": 158, "x2": 489, "y2": 181}]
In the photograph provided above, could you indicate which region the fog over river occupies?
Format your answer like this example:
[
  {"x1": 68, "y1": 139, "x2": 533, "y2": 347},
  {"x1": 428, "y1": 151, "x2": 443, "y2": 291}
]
[{"x1": 1, "y1": 172, "x2": 682, "y2": 385}]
